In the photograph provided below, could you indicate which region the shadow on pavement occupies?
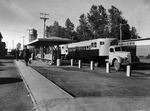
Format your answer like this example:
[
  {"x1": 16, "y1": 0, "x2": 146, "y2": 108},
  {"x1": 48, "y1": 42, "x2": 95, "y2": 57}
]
[
  {"x1": 0, "y1": 68, "x2": 6, "y2": 71},
  {"x1": 0, "y1": 77, "x2": 22, "y2": 84},
  {"x1": 0, "y1": 60, "x2": 14, "y2": 66},
  {"x1": 132, "y1": 72, "x2": 150, "y2": 77},
  {"x1": 136, "y1": 63, "x2": 150, "y2": 70},
  {"x1": 0, "y1": 61, "x2": 14, "y2": 64},
  {"x1": 0, "y1": 62, "x2": 5, "y2": 66}
]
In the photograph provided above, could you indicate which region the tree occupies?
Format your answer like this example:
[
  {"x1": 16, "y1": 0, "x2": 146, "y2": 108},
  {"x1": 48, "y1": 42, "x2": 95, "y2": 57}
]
[
  {"x1": 46, "y1": 21, "x2": 66, "y2": 38},
  {"x1": 0, "y1": 32, "x2": 3, "y2": 42},
  {"x1": 76, "y1": 14, "x2": 93, "y2": 41},
  {"x1": 16, "y1": 43, "x2": 21, "y2": 49},
  {"x1": 108, "y1": 6, "x2": 131, "y2": 40},
  {"x1": 87, "y1": 5, "x2": 109, "y2": 38},
  {"x1": 130, "y1": 27, "x2": 139, "y2": 39},
  {"x1": 65, "y1": 18, "x2": 75, "y2": 40},
  {"x1": 50, "y1": 21, "x2": 60, "y2": 37}
]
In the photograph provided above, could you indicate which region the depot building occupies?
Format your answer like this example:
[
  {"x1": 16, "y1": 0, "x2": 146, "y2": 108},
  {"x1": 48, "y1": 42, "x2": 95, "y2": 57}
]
[
  {"x1": 26, "y1": 36, "x2": 72, "y2": 63},
  {"x1": 120, "y1": 38, "x2": 150, "y2": 58}
]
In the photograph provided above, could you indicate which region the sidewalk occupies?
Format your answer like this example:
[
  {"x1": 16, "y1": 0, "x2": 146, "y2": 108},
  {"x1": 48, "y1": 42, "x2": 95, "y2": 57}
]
[{"x1": 15, "y1": 60, "x2": 81, "y2": 111}]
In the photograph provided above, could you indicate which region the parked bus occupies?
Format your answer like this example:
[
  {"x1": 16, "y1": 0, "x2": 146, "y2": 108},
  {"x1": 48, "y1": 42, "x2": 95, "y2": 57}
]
[{"x1": 60, "y1": 38, "x2": 116, "y2": 65}]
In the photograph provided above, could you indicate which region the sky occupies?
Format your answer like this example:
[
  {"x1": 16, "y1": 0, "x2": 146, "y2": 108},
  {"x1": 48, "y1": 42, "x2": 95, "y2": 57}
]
[{"x1": 0, "y1": 0, "x2": 150, "y2": 49}]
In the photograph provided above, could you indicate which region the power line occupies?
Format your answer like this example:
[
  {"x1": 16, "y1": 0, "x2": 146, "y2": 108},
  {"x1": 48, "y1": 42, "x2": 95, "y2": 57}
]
[{"x1": 40, "y1": 13, "x2": 49, "y2": 38}]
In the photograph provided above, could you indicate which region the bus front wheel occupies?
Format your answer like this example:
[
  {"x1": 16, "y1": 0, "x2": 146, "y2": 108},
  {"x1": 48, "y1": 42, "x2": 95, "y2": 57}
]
[{"x1": 114, "y1": 59, "x2": 121, "y2": 71}]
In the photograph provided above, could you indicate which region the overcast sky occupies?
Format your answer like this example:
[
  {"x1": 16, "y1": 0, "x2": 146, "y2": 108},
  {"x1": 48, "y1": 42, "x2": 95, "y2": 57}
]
[{"x1": 0, "y1": 0, "x2": 150, "y2": 49}]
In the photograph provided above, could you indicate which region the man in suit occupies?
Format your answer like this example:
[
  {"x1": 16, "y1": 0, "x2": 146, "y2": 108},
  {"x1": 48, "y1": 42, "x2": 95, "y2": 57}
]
[{"x1": 23, "y1": 46, "x2": 31, "y2": 66}]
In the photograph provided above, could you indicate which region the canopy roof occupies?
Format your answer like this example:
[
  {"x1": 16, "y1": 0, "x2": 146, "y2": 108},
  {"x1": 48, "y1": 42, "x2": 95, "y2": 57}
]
[{"x1": 26, "y1": 36, "x2": 73, "y2": 46}]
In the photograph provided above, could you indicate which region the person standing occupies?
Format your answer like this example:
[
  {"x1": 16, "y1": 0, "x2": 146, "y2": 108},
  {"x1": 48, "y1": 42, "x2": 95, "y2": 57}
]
[
  {"x1": 15, "y1": 48, "x2": 19, "y2": 61},
  {"x1": 23, "y1": 46, "x2": 30, "y2": 66}
]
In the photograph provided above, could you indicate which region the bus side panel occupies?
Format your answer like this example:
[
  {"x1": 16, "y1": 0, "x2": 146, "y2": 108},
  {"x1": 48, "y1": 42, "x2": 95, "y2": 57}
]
[
  {"x1": 67, "y1": 49, "x2": 99, "y2": 61},
  {"x1": 66, "y1": 49, "x2": 108, "y2": 65}
]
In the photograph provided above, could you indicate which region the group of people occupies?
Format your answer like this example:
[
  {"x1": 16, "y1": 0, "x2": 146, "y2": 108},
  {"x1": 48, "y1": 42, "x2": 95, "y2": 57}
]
[{"x1": 16, "y1": 46, "x2": 33, "y2": 66}]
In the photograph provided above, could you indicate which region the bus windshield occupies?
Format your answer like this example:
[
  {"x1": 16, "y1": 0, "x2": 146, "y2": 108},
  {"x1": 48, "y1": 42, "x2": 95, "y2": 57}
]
[{"x1": 115, "y1": 47, "x2": 122, "y2": 51}]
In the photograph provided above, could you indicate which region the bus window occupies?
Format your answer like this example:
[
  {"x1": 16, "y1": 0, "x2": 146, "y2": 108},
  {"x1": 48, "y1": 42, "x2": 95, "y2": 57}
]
[
  {"x1": 91, "y1": 43, "x2": 94, "y2": 47},
  {"x1": 94, "y1": 42, "x2": 97, "y2": 47},
  {"x1": 115, "y1": 47, "x2": 122, "y2": 51},
  {"x1": 110, "y1": 48, "x2": 114, "y2": 52},
  {"x1": 86, "y1": 46, "x2": 88, "y2": 50},
  {"x1": 100, "y1": 41, "x2": 104, "y2": 45}
]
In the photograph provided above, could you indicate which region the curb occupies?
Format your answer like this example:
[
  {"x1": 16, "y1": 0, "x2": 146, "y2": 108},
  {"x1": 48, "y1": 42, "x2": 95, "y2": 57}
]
[{"x1": 15, "y1": 60, "x2": 40, "y2": 111}]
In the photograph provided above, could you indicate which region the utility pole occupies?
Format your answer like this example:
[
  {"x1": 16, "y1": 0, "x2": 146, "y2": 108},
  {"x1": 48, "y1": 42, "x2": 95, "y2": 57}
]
[
  {"x1": 119, "y1": 23, "x2": 122, "y2": 45},
  {"x1": 40, "y1": 13, "x2": 49, "y2": 38},
  {"x1": 119, "y1": 23, "x2": 127, "y2": 45}
]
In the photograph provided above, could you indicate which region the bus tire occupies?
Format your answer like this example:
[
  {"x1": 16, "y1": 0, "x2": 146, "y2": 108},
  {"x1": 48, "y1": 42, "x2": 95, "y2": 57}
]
[{"x1": 114, "y1": 59, "x2": 121, "y2": 71}]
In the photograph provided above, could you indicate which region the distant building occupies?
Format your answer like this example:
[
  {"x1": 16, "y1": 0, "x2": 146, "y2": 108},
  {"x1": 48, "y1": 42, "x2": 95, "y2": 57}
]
[
  {"x1": 29, "y1": 29, "x2": 37, "y2": 42},
  {"x1": 120, "y1": 38, "x2": 150, "y2": 58},
  {"x1": 0, "y1": 32, "x2": 6, "y2": 58}
]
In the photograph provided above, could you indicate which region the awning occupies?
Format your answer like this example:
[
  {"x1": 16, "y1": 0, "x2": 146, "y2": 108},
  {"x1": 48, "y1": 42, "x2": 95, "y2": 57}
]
[{"x1": 26, "y1": 36, "x2": 73, "y2": 46}]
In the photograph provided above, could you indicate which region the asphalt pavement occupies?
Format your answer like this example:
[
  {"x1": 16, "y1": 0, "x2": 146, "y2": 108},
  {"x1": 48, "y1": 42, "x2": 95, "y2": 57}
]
[{"x1": 0, "y1": 59, "x2": 33, "y2": 111}]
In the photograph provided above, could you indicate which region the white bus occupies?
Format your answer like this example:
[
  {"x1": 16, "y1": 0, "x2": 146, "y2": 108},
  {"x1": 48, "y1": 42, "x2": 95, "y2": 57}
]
[{"x1": 60, "y1": 38, "x2": 117, "y2": 65}]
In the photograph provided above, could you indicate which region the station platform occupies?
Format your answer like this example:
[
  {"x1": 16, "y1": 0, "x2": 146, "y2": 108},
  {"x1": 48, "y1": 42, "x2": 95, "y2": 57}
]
[
  {"x1": 15, "y1": 60, "x2": 76, "y2": 111},
  {"x1": 15, "y1": 60, "x2": 150, "y2": 111}
]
